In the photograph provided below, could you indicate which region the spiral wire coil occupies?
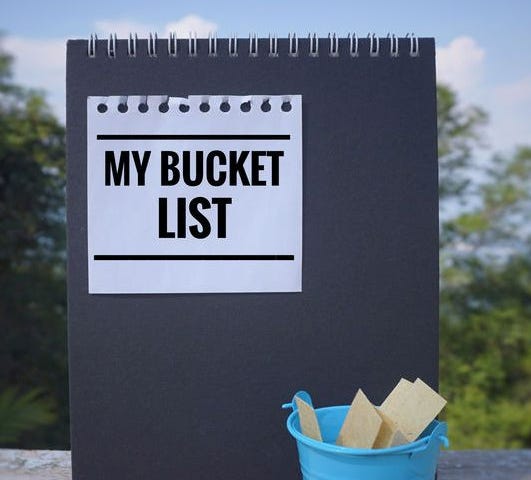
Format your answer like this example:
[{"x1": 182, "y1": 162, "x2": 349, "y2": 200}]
[{"x1": 87, "y1": 33, "x2": 421, "y2": 58}]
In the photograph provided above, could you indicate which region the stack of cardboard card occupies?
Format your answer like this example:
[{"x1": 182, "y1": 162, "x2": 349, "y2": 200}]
[{"x1": 296, "y1": 378, "x2": 446, "y2": 449}]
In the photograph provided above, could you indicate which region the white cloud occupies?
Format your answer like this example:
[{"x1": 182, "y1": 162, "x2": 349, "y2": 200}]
[
  {"x1": 94, "y1": 19, "x2": 156, "y2": 38},
  {"x1": 435, "y1": 36, "x2": 531, "y2": 151},
  {"x1": 1, "y1": 36, "x2": 66, "y2": 119},
  {"x1": 436, "y1": 36, "x2": 485, "y2": 93},
  {"x1": 164, "y1": 14, "x2": 217, "y2": 38},
  {"x1": 94, "y1": 14, "x2": 218, "y2": 39}
]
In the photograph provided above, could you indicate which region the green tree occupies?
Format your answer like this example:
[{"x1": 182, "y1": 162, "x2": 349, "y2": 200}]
[
  {"x1": 0, "y1": 45, "x2": 68, "y2": 448},
  {"x1": 437, "y1": 85, "x2": 487, "y2": 203},
  {"x1": 438, "y1": 84, "x2": 531, "y2": 448},
  {"x1": 441, "y1": 253, "x2": 531, "y2": 448},
  {"x1": 0, "y1": 388, "x2": 55, "y2": 444}
]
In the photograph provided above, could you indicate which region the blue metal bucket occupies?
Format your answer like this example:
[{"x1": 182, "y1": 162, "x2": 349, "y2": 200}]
[{"x1": 283, "y1": 392, "x2": 449, "y2": 480}]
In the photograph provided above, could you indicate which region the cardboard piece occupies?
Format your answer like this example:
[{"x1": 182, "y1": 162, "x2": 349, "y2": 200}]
[
  {"x1": 373, "y1": 378, "x2": 413, "y2": 447},
  {"x1": 295, "y1": 396, "x2": 323, "y2": 441},
  {"x1": 373, "y1": 409, "x2": 403, "y2": 448},
  {"x1": 380, "y1": 378, "x2": 446, "y2": 442},
  {"x1": 380, "y1": 378, "x2": 414, "y2": 411},
  {"x1": 389, "y1": 429, "x2": 409, "y2": 447},
  {"x1": 336, "y1": 389, "x2": 383, "y2": 448},
  {"x1": 373, "y1": 407, "x2": 411, "y2": 448}
]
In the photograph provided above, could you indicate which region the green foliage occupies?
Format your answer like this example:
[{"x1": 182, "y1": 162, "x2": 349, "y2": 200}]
[
  {"x1": 0, "y1": 43, "x2": 68, "y2": 448},
  {"x1": 439, "y1": 83, "x2": 531, "y2": 448},
  {"x1": 442, "y1": 147, "x2": 531, "y2": 252},
  {"x1": 440, "y1": 255, "x2": 531, "y2": 448},
  {"x1": 437, "y1": 84, "x2": 487, "y2": 201},
  {"x1": 0, "y1": 389, "x2": 56, "y2": 443}
]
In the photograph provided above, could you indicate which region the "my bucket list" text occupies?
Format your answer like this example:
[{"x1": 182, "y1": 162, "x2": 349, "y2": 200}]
[{"x1": 104, "y1": 149, "x2": 285, "y2": 239}]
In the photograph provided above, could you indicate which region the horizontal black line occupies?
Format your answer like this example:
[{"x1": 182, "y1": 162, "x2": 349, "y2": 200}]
[
  {"x1": 97, "y1": 134, "x2": 290, "y2": 140},
  {"x1": 94, "y1": 254, "x2": 294, "y2": 261}
]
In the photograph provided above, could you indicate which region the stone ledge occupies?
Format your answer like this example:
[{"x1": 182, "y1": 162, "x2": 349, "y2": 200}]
[
  {"x1": 0, "y1": 449, "x2": 70, "y2": 480},
  {"x1": 1, "y1": 449, "x2": 530, "y2": 479}
]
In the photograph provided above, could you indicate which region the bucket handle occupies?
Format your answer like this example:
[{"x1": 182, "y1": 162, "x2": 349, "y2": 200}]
[
  {"x1": 408, "y1": 435, "x2": 449, "y2": 457},
  {"x1": 282, "y1": 391, "x2": 314, "y2": 412},
  {"x1": 439, "y1": 435, "x2": 450, "y2": 448}
]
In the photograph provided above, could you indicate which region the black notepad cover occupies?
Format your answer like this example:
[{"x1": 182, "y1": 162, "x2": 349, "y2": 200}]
[{"x1": 66, "y1": 37, "x2": 438, "y2": 480}]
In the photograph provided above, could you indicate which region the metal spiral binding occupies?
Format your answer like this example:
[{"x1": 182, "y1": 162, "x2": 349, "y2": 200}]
[
  {"x1": 107, "y1": 34, "x2": 116, "y2": 58},
  {"x1": 229, "y1": 35, "x2": 238, "y2": 56},
  {"x1": 208, "y1": 33, "x2": 217, "y2": 56},
  {"x1": 128, "y1": 33, "x2": 137, "y2": 57},
  {"x1": 148, "y1": 33, "x2": 157, "y2": 57},
  {"x1": 87, "y1": 33, "x2": 421, "y2": 58},
  {"x1": 288, "y1": 33, "x2": 298, "y2": 57},
  {"x1": 249, "y1": 34, "x2": 258, "y2": 57},
  {"x1": 188, "y1": 33, "x2": 197, "y2": 56},
  {"x1": 329, "y1": 33, "x2": 339, "y2": 57},
  {"x1": 388, "y1": 33, "x2": 399, "y2": 57},
  {"x1": 309, "y1": 33, "x2": 318, "y2": 57},
  {"x1": 269, "y1": 34, "x2": 278, "y2": 57},
  {"x1": 88, "y1": 34, "x2": 97, "y2": 57},
  {"x1": 368, "y1": 33, "x2": 379, "y2": 57},
  {"x1": 349, "y1": 33, "x2": 359, "y2": 57},
  {"x1": 168, "y1": 32, "x2": 177, "y2": 57},
  {"x1": 407, "y1": 33, "x2": 419, "y2": 57}
]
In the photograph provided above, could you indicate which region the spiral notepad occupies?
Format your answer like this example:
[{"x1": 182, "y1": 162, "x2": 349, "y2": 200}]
[{"x1": 67, "y1": 33, "x2": 438, "y2": 480}]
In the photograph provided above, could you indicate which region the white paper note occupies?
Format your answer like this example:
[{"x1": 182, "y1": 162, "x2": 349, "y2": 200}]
[{"x1": 86, "y1": 95, "x2": 302, "y2": 294}]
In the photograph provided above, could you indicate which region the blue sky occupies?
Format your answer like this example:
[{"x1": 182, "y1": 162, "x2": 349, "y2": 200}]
[{"x1": 1, "y1": 0, "x2": 530, "y2": 153}]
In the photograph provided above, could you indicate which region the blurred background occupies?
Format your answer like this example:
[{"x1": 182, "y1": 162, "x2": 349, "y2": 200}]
[{"x1": 1, "y1": 0, "x2": 530, "y2": 450}]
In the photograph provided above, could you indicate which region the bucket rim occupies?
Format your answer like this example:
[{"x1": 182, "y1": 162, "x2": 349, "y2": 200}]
[{"x1": 286, "y1": 404, "x2": 446, "y2": 457}]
